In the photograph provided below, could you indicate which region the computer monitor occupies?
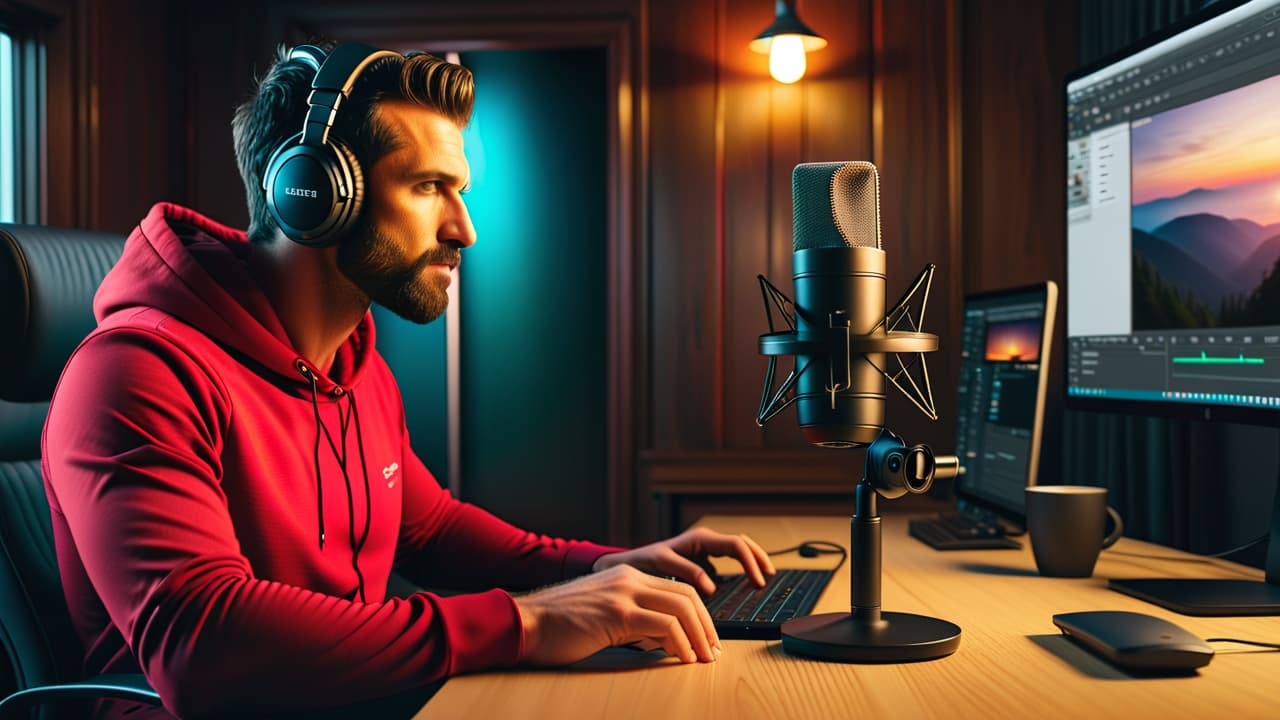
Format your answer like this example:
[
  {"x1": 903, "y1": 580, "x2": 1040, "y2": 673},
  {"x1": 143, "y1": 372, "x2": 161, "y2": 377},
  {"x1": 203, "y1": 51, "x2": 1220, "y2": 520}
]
[
  {"x1": 1065, "y1": 0, "x2": 1280, "y2": 614},
  {"x1": 953, "y1": 283, "x2": 1057, "y2": 523},
  {"x1": 909, "y1": 283, "x2": 1058, "y2": 552}
]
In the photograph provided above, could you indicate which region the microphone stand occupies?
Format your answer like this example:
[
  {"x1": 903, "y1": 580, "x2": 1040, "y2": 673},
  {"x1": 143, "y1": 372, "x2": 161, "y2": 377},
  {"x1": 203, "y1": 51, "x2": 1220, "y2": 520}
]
[
  {"x1": 755, "y1": 225, "x2": 959, "y2": 661},
  {"x1": 781, "y1": 429, "x2": 963, "y2": 662}
]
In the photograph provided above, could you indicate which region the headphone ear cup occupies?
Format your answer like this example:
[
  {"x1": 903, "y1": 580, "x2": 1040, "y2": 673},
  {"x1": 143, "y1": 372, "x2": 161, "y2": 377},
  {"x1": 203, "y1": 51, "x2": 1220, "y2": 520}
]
[
  {"x1": 262, "y1": 134, "x2": 363, "y2": 248},
  {"x1": 326, "y1": 138, "x2": 364, "y2": 244}
]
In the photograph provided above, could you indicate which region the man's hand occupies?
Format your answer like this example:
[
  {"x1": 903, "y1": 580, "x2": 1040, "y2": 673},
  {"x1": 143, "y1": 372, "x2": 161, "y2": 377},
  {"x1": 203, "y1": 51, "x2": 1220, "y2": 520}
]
[
  {"x1": 513, "y1": 564, "x2": 721, "y2": 666},
  {"x1": 591, "y1": 527, "x2": 777, "y2": 597}
]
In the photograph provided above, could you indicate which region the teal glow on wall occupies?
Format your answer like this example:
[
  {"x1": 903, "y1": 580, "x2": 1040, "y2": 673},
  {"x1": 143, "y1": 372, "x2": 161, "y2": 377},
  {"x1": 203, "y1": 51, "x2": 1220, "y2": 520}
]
[
  {"x1": 371, "y1": 304, "x2": 450, "y2": 487},
  {"x1": 458, "y1": 47, "x2": 608, "y2": 542},
  {"x1": 370, "y1": 47, "x2": 608, "y2": 540}
]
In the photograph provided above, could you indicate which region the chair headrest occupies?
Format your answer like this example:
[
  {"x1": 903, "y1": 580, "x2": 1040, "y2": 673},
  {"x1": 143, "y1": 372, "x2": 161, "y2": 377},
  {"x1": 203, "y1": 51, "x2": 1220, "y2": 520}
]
[{"x1": 0, "y1": 225, "x2": 125, "y2": 402}]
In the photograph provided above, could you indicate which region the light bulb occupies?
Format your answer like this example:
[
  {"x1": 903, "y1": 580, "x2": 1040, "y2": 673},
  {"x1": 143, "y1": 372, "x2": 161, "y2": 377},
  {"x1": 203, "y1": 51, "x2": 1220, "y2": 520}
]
[{"x1": 768, "y1": 34, "x2": 807, "y2": 84}]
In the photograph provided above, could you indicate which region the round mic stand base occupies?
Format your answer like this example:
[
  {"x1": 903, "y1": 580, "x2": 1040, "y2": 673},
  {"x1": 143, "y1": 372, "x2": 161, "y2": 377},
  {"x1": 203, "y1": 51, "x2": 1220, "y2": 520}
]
[
  {"x1": 780, "y1": 429, "x2": 962, "y2": 663},
  {"x1": 781, "y1": 611, "x2": 961, "y2": 663}
]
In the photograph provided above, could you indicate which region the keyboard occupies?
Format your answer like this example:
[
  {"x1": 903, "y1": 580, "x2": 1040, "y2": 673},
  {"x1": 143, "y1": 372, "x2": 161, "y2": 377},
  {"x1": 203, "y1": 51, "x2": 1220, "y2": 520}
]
[
  {"x1": 909, "y1": 513, "x2": 1021, "y2": 550},
  {"x1": 705, "y1": 568, "x2": 833, "y2": 639}
]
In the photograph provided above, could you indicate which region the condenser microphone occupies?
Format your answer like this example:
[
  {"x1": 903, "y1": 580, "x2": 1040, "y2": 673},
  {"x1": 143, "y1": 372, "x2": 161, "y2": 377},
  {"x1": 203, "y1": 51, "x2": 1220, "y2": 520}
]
[
  {"x1": 791, "y1": 162, "x2": 886, "y2": 447},
  {"x1": 757, "y1": 161, "x2": 940, "y2": 448}
]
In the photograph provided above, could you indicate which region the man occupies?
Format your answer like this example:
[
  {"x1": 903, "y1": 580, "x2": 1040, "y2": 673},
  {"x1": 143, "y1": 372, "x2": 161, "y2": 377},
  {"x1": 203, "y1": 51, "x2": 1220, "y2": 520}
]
[{"x1": 43, "y1": 44, "x2": 775, "y2": 719}]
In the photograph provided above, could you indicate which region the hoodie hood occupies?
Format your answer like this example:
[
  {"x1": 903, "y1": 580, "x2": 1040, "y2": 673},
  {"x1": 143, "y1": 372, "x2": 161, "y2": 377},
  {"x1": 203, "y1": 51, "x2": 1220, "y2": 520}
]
[{"x1": 94, "y1": 202, "x2": 374, "y2": 394}]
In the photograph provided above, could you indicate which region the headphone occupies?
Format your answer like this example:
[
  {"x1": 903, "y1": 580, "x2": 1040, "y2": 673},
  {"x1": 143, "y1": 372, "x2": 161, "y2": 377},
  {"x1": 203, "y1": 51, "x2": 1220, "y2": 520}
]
[{"x1": 261, "y1": 43, "x2": 410, "y2": 248}]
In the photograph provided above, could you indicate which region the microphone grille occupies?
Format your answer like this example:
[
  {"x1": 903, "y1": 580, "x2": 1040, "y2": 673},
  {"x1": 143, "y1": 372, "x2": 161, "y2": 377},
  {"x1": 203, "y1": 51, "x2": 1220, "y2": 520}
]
[{"x1": 792, "y1": 161, "x2": 881, "y2": 251}]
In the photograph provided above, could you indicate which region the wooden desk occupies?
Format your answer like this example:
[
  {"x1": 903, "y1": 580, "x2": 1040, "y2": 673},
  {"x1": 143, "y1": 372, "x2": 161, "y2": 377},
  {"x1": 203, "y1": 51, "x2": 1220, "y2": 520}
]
[{"x1": 416, "y1": 515, "x2": 1280, "y2": 719}]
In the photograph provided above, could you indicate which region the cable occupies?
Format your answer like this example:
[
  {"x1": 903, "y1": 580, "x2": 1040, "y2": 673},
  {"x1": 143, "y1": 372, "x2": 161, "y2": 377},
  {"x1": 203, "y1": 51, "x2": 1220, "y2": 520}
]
[
  {"x1": 1205, "y1": 534, "x2": 1270, "y2": 559},
  {"x1": 1104, "y1": 422, "x2": 1278, "y2": 566},
  {"x1": 1105, "y1": 533, "x2": 1270, "y2": 565},
  {"x1": 1203, "y1": 635, "x2": 1274, "y2": 648},
  {"x1": 767, "y1": 540, "x2": 848, "y2": 573}
]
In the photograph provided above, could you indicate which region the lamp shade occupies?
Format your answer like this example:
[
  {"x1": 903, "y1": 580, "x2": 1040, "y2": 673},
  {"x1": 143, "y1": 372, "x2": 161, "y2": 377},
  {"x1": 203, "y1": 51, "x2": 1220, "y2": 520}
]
[{"x1": 748, "y1": 0, "x2": 828, "y2": 54}]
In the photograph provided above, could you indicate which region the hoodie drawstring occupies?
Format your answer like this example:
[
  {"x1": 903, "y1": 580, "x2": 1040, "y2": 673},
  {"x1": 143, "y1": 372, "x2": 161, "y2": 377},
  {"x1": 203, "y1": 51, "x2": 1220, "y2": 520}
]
[
  {"x1": 349, "y1": 391, "x2": 373, "y2": 577},
  {"x1": 300, "y1": 362, "x2": 372, "y2": 603},
  {"x1": 305, "y1": 369, "x2": 326, "y2": 550}
]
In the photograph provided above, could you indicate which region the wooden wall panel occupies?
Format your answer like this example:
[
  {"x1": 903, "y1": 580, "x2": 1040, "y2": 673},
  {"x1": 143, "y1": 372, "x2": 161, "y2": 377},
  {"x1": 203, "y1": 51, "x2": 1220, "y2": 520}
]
[
  {"x1": 769, "y1": 1, "x2": 877, "y2": 453},
  {"x1": 186, "y1": 0, "x2": 268, "y2": 230},
  {"x1": 801, "y1": 1, "x2": 874, "y2": 176},
  {"x1": 646, "y1": 0, "x2": 965, "y2": 460},
  {"x1": 762, "y1": 80, "x2": 812, "y2": 443},
  {"x1": 870, "y1": 0, "x2": 960, "y2": 453},
  {"x1": 86, "y1": 0, "x2": 181, "y2": 234},
  {"x1": 960, "y1": 0, "x2": 1078, "y2": 291},
  {"x1": 648, "y1": 0, "x2": 719, "y2": 451},
  {"x1": 642, "y1": 0, "x2": 964, "y2": 539},
  {"x1": 656, "y1": 0, "x2": 887, "y2": 455},
  {"x1": 5, "y1": 0, "x2": 188, "y2": 230},
  {"x1": 959, "y1": 0, "x2": 1079, "y2": 484},
  {"x1": 720, "y1": 1, "x2": 774, "y2": 450}
]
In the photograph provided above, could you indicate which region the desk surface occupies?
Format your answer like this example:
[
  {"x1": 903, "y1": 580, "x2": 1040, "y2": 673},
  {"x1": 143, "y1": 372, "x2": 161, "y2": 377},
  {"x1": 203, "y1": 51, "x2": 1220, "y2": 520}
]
[{"x1": 417, "y1": 514, "x2": 1280, "y2": 719}]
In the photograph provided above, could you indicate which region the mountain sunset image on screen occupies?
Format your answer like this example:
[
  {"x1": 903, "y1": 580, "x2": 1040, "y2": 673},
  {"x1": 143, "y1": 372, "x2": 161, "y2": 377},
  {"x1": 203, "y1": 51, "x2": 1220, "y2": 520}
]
[
  {"x1": 1130, "y1": 71, "x2": 1280, "y2": 331},
  {"x1": 984, "y1": 318, "x2": 1043, "y2": 362}
]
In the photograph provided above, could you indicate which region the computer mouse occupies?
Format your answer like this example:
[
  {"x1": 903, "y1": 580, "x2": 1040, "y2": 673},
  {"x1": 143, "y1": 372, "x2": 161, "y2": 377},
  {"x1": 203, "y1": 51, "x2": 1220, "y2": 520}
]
[{"x1": 1052, "y1": 611, "x2": 1214, "y2": 673}]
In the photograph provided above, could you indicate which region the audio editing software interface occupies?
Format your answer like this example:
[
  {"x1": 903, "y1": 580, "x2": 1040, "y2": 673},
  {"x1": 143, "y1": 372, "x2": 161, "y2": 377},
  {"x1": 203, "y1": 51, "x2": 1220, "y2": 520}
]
[
  {"x1": 954, "y1": 294, "x2": 1047, "y2": 513},
  {"x1": 1068, "y1": 331, "x2": 1280, "y2": 406}
]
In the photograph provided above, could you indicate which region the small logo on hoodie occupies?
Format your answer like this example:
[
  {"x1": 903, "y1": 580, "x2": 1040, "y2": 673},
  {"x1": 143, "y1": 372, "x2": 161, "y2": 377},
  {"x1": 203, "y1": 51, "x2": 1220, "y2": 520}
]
[{"x1": 382, "y1": 462, "x2": 401, "y2": 488}]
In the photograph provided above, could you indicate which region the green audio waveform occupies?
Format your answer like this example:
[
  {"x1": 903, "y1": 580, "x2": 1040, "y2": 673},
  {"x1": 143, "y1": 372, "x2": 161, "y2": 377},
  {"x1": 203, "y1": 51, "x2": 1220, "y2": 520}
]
[{"x1": 1172, "y1": 351, "x2": 1264, "y2": 365}]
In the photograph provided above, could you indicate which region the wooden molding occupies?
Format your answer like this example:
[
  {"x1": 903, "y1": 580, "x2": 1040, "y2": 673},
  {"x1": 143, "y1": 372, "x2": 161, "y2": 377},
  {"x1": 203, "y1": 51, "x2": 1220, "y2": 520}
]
[{"x1": 641, "y1": 449, "x2": 861, "y2": 495}]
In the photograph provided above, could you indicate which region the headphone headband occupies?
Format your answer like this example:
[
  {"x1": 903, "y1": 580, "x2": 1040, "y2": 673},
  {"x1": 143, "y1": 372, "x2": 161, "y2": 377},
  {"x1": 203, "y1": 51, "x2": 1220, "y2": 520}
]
[
  {"x1": 262, "y1": 42, "x2": 426, "y2": 247},
  {"x1": 300, "y1": 43, "x2": 403, "y2": 147}
]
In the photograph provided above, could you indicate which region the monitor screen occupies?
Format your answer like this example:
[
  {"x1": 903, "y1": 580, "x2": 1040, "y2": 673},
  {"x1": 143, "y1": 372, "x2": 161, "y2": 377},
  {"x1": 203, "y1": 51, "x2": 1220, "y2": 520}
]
[
  {"x1": 1065, "y1": 0, "x2": 1280, "y2": 422},
  {"x1": 954, "y1": 284, "x2": 1056, "y2": 519}
]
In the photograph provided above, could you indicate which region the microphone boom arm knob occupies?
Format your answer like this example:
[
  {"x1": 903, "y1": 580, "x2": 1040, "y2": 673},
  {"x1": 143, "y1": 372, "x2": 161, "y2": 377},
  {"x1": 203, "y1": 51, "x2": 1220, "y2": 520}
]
[
  {"x1": 932, "y1": 454, "x2": 961, "y2": 482},
  {"x1": 865, "y1": 428, "x2": 937, "y2": 499}
]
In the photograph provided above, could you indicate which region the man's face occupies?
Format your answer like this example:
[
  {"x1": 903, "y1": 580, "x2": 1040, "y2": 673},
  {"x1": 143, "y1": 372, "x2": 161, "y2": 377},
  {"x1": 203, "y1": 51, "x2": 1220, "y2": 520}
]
[{"x1": 337, "y1": 100, "x2": 476, "y2": 324}]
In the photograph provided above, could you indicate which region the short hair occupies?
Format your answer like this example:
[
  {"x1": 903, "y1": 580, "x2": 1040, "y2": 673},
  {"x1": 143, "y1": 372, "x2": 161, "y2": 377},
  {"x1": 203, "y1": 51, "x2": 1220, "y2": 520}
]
[{"x1": 232, "y1": 43, "x2": 475, "y2": 245}]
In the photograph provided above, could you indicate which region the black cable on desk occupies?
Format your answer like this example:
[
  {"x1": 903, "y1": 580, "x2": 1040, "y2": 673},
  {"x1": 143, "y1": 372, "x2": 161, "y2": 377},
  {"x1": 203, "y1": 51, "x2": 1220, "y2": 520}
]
[
  {"x1": 766, "y1": 540, "x2": 848, "y2": 573},
  {"x1": 1204, "y1": 534, "x2": 1271, "y2": 559},
  {"x1": 1105, "y1": 533, "x2": 1270, "y2": 565},
  {"x1": 1203, "y1": 638, "x2": 1280, "y2": 650},
  {"x1": 1105, "y1": 439, "x2": 1276, "y2": 565}
]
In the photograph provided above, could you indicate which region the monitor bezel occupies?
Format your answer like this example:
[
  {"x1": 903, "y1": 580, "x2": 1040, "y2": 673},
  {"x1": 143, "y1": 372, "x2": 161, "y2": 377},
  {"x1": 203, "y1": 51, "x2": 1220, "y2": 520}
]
[
  {"x1": 1062, "y1": 0, "x2": 1280, "y2": 429},
  {"x1": 954, "y1": 281, "x2": 1058, "y2": 522}
]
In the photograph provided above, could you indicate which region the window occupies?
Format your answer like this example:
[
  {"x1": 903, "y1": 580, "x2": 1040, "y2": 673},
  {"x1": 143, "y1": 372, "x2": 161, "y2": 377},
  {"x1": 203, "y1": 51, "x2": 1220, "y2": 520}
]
[
  {"x1": 0, "y1": 12, "x2": 47, "y2": 225},
  {"x1": 1, "y1": 29, "x2": 14, "y2": 223}
]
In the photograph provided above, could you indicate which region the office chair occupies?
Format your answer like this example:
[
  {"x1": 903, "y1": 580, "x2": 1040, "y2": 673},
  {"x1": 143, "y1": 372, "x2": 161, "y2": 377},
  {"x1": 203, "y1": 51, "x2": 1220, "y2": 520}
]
[{"x1": 0, "y1": 225, "x2": 161, "y2": 719}]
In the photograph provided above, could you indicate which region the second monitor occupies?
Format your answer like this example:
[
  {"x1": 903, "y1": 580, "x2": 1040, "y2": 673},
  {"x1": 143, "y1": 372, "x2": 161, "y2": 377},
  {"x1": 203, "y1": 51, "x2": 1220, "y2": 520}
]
[{"x1": 910, "y1": 282, "x2": 1058, "y2": 549}]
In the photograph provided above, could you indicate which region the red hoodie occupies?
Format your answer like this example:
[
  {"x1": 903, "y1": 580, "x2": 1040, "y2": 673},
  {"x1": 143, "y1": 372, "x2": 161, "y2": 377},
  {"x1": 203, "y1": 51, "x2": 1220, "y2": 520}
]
[{"x1": 42, "y1": 203, "x2": 621, "y2": 718}]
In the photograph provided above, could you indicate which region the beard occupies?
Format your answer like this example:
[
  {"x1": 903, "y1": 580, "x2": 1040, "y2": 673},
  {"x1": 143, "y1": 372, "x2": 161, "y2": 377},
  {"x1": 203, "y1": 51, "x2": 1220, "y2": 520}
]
[{"x1": 336, "y1": 220, "x2": 460, "y2": 325}]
